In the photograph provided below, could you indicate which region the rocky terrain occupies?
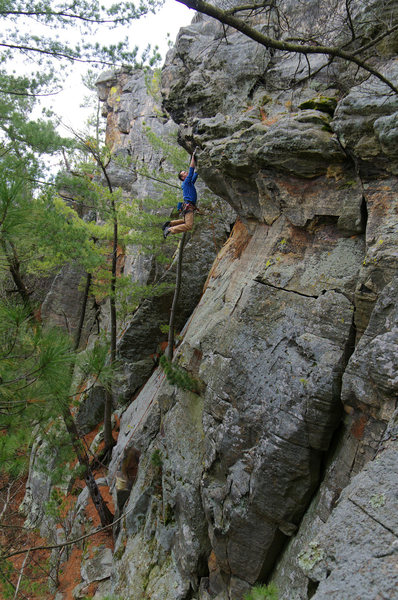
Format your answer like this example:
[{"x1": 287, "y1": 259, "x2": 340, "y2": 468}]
[{"x1": 20, "y1": 1, "x2": 398, "y2": 599}]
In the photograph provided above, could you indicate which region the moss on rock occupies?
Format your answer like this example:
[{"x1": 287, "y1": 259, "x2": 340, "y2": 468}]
[{"x1": 299, "y1": 96, "x2": 338, "y2": 116}]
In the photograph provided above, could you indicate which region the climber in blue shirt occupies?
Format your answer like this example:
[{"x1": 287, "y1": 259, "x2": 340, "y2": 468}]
[{"x1": 163, "y1": 151, "x2": 198, "y2": 238}]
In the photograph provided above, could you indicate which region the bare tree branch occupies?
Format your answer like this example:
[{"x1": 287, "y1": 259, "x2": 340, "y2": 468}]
[
  {"x1": 345, "y1": 0, "x2": 356, "y2": 41},
  {"x1": 352, "y1": 22, "x2": 398, "y2": 56},
  {"x1": 13, "y1": 550, "x2": 30, "y2": 600},
  {"x1": 1, "y1": 501, "x2": 135, "y2": 561},
  {"x1": 176, "y1": 0, "x2": 398, "y2": 94},
  {"x1": 226, "y1": 1, "x2": 275, "y2": 15}
]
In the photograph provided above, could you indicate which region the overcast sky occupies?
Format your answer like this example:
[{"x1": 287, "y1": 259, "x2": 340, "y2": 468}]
[{"x1": 49, "y1": 0, "x2": 194, "y2": 133}]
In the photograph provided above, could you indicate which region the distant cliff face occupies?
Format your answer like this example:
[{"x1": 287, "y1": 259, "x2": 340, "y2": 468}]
[{"x1": 99, "y1": 2, "x2": 398, "y2": 600}]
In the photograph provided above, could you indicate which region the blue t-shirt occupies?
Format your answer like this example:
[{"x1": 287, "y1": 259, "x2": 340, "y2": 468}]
[{"x1": 178, "y1": 167, "x2": 198, "y2": 210}]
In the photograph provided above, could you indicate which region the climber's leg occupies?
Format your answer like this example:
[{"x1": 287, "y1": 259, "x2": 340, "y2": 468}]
[
  {"x1": 169, "y1": 211, "x2": 194, "y2": 234},
  {"x1": 169, "y1": 218, "x2": 185, "y2": 227}
]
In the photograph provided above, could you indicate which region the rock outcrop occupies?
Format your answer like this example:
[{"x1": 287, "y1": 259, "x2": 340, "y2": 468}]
[
  {"x1": 94, "y1": 68, "x2": 234, "y2": 406},
  {"x1": 22, "y1": 1, "x2": 398, "y2": 599},
  {"x1": 20, "y1": 66, "x2": 231, "y2": 563},
  {"x1": 104, "y1": 1, "x2": 398, "y2": 599}
]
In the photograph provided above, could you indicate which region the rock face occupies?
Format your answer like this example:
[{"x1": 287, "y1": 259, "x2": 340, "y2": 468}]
[
  {"x1": 41, "y1": 263, "x2": 97, "y2": 346},
  {"x1": 301, "y1": 440, "x2": 398, "y2": 600},
  {"x1": 178, "y1": 223, "x2": 356, "y2": 588},
  {"x1": 27, "y1": 1, "x2": 398, "y2": 599},
  {"x1": 103, "y1": 1, "x2": 398, "y2": 599},
  {"x1": 114, "y1": 215, "x2": 231, "y2": 403},
  {"x1": 271, "y1": 275, "x2": 398, "y2": 599},
  {"x1": 94, "y1": 68, "x2": 234, "y2": 406},
  {"x1": 20, "y1": 67, "x2": 232, "y2": 553}
]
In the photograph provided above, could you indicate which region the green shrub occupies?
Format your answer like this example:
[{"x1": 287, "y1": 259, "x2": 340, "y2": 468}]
[
  {"x1": 159, "y1": 355, "x2": 201, "y2": 393},
  {"x1": 244, "y1": 583, "x2": 279, "y2": 600},
  {"x1": 151, "y1": 448, "x2": 163, "y2": 468}
]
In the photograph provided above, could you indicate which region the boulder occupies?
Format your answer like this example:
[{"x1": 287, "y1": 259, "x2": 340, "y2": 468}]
[{"x1": 81, "y1": 546, "x2": 113, "y2": 584}]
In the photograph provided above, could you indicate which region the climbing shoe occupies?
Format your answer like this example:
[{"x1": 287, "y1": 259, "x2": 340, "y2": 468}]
[
  {"x1": 163, "y1": 227, "x2": 170, "y2": 239},
  {"x1": 162, "y1": 221, "x2": 171, "y2": 231}
]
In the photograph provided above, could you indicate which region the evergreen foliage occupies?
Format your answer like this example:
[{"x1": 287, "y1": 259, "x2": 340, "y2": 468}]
[
  {"x1": 0, "y1": 115, "x2": 188, "y2": 479},
  {"x1": 0, "y1": 302, "x2": 75, "y2": 476},
  {"x1": 58, "y1": 136, "x2": 176, "y2": 319},
  {"x1": 244, "y1": 583, "x2": 279, "y2": 600},
  {"x1": 143, "y1": 125, "x2": 188, "y2": 172},
  {"x1": 150, "y1": 448, "x2": 163, "y2": 468},
  {"x1": 0, "y1": 0, "x2": 189, "y2": 594},
  {"x1": 0, "y1": 0, "x2": 163, "y2": 79},
  {"x1": 159, "y1": 355, "x2": 201, "y2": 393}
]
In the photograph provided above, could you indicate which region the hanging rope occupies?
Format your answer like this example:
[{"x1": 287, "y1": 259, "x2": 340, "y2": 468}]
[{"x1": 167, "y1": 233, "x2": 186, "y2": 361}]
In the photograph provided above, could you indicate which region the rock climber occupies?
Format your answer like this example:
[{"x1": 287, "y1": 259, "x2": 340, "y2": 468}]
[{"x1": 162, "y1": 150, "x2": 198, "y2": 238}]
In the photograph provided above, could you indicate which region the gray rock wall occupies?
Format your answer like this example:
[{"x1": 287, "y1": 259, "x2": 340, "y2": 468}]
[
  {"x1": 104, "y1": 1, "x2": 398, "y2": 599},
  {"x1": 21, "y1": 67, "x2": 232, "y2": 550},
  {"x1": 94, "y1": 68, "x2": 234, "y2": 406},
  {"x1": 25, "y1": 2, "x2": 398, "y2": 599}
]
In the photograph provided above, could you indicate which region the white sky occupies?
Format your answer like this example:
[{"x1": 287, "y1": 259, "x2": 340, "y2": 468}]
[{"x1": 45, "y1": 0, "x2": 194, "y2": 133}]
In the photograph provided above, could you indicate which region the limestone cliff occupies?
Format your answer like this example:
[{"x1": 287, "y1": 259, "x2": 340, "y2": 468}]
[
  {"x1": 20, "y1": 68, "x2": 232, "y2": 561},
  {"x1": 105, "y1": 1, "x2": 398, "y2": 599},
  {"x1": 22, "y1": 1, "x2": 398, "y2": 599}
]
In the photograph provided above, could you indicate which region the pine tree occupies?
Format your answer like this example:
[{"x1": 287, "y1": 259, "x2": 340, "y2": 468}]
[
  {"x1": 58, "y1": 134, "x2": 175, "y2": 458},
  {"x1": 0, "y1": 136, "x2": 115, "y2": 526},
  {"x1": 0, "y1": 210, "x2": 114, "y2": 528},
  {"x1": 0, "y1": 0, "x2": 162, "y2": 80}
]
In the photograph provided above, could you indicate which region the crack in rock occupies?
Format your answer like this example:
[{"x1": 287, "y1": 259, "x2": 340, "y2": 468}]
[
  {"x1": 254, "y1": 278, "x2": 319, "y2": 299},
  {"x1": 254, "y1": 278, "x2": 354, "y2": 303},
  {"x1": 348, "y1": 496, "x2": 398, "y2": 538}
]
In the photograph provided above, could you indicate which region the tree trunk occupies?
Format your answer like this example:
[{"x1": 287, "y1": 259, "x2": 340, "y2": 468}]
[
  {"x1": 103, "y1": 202, "x2": 117, "y2": 455},
  {"x1": 79, "y1": 144, "x2": 118, "y2": 462},
  {"x1": 67, "y1": 271, "x2": 114, "y2": 525},
  {"x1": 167, "y1": 233, "x2": 186, "y2": 361},
  {"x1": 74, "y1": 272, "x2": 92, "y2": 351},
  {"x1": 2, "y1": 240, "x2": 32, "y2": 310},
  {"x1": 62, "y1": 407, "x2": 113, "y2": 526}
]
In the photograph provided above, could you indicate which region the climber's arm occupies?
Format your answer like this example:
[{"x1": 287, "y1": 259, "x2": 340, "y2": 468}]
[{"x1": 185, "y1": 151, "x2": 198, "y2": 183}]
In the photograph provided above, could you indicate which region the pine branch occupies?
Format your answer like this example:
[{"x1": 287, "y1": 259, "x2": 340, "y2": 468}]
[
  {"x1": 0, "y1": 9, "x2": 131, "y2": 23},
  {"x1": 0, "y1": 42, "x2": 130, "y2": 66},
  {"x1": 0, "y1": 88, "x2": 61, "y2": 97},
  {"x1": 0, "y1": 565, "x2": 29, "y2": 600}
]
